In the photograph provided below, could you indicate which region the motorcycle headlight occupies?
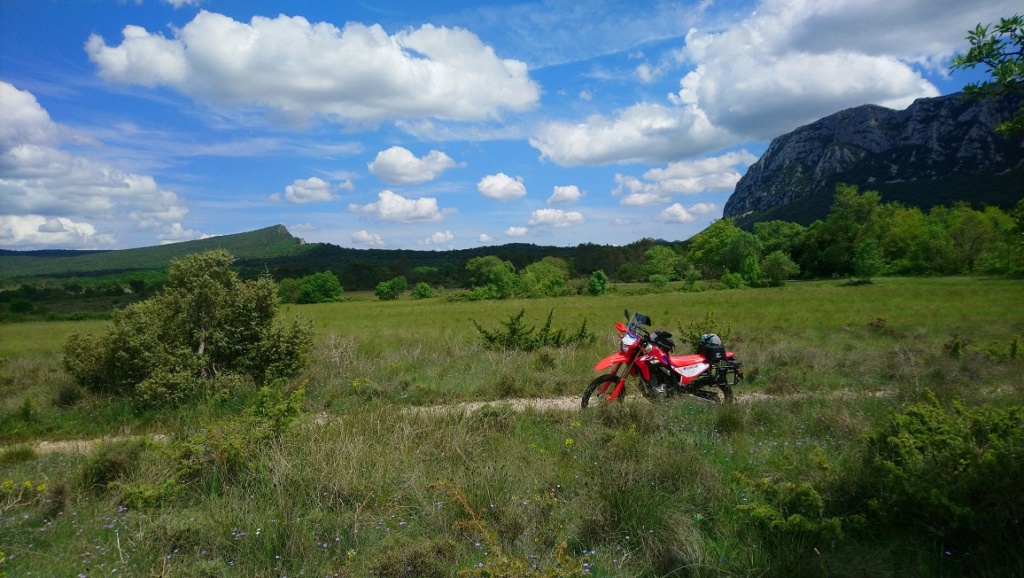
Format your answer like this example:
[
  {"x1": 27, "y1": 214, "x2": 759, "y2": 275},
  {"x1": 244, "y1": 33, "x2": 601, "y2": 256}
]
[{"x1": 620, "y1": 334, "x2": 638, "y2": 353}]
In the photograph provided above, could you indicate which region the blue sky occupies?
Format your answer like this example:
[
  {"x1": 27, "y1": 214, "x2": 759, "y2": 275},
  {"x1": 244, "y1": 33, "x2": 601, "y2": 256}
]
[{"x1": 0, "y1": 0, "x2": 1016, "y2": 250}]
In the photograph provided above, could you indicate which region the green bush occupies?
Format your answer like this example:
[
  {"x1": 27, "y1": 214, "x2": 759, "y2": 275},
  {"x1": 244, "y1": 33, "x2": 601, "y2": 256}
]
[
  {"x1": 375, "y1": 276, "x2": 408, "y2": 300},
  {"x1": 587, "y1": 269, "x2": 609, "y2": 295},
  {"x1": 863, "y1": 392, "x2": 1024, "y2": 546},
  {"x1": 61, "y1": 250, "x2": 313, "y2": 403},
  {"x1": 473, "y1": 308, "x2": 595, "y2": 352},
  {"x1": 412, "y1": 282, "x2": 434, "y2": 299}
]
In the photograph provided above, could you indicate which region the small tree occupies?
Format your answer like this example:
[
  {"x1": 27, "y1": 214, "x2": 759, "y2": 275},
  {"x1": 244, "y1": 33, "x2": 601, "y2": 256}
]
[
  {"x1": 298, "y1": 271, "x2": 343, "y2": 303},
  {"x1": 62, "y1": 250, "x2": 313, "y2": 405},
  {"x1": 375, "y1": 276, "x2": 408, "y2": 301},
  {"x1": 587, "y1": 270, "x2": 609, "y2": 296},
  {"x1": 412, "y1": 282, "x2": 434, "y2": 299},
  {"x1": 643, "y1": 245, "x2": 682, "y2": 281},
  {"x1": 761, "y1": 250, "x2": 800, "y2": 285}
]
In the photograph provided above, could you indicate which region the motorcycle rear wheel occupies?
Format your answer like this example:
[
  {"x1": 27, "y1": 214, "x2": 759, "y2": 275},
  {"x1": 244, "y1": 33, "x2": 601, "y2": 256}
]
[{"x1": 581, "y1": 374, "x2": 625, "y2": 408}]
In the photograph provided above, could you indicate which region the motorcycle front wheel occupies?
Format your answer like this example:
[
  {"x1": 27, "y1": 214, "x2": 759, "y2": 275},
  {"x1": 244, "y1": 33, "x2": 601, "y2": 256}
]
[{"x1": 581, "y1": 374, "x2": 626, "y2": 408}]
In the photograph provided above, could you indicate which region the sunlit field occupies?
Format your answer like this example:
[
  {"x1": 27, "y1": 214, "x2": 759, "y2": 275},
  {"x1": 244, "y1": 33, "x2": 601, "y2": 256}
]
[{"x1": 1, "y1": 278, "x2": 1022, "y2": 577}]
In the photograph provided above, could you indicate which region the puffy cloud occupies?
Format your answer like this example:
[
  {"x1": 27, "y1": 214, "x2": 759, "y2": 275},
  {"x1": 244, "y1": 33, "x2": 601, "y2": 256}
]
[
  {"x1": 528, "y1": 209, "x2": 584, "y2": 228},
  {"x1": 348, "y1": 190, "x2": 445, "y2": 222},
  {"x1": 0, "y1": 81, "x2": 192, "y2": 248},
  {"x1": 657, "y1": 202, "x2": 717, "y2": 224},
  {"x1": 368, "y1": 146, "x2": 459, "y2": 185},
  {"x1": 505, "y1": 226, "x2": 528, "y2": 237},
  {"x1": 0, "y1": 215, "x2": 113, "y2": 247},
  {"x1": 528, "y1": 0, "x2": 987, "y2": 165},
  {"x1": 352, "y1": 230, "x2": 385, "y2": 246},
  {"x1": 273, "y1": 176, "x2": 335, "y2": 204},
  {"x1": 547, "y1": 185, "x2": 582, "y2": 205},
  {"x1": 670, "y1": 0, "x2": 946, "y2": 139},
  {"x1": 613, "y1": 150, "x2": 757, "y2": 204},
  {"x1": 0, "y1": 82, "x2": 62, "y2": 148},
  {"x1": 479, "y1": 233, "x2": 493, "y2": 243},
  {"x1": 158, "y1": 222, "x2": 208, "y2": 244},
  {"x1": 530, "y1": 103, "x2": 734, "y2": 166},
  {"x1": 86, "y1": 11, "x2": 539, "y2": 124},
  {"x1": 421, "y1": 230, "x2": 454, "y2": 247},
  {"x1": 477, "y1": 172, "x2": 526, "y2": 201}
]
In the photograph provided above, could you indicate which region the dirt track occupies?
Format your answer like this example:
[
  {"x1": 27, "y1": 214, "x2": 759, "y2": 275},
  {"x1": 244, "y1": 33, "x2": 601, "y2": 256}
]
[{"x1": 6, "y1": 389, "x2": 888, "y2": 455}]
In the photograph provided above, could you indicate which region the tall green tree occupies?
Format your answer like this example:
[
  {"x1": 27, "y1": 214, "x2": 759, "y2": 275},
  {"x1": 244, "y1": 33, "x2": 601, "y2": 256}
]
[
  {"x1": 518, "y1": 257, "x2": 571, "y2": 298},
  {"x1": 685, "y1": 218, "x2": 742, "y2": 278},
  {"x1": 952, "y1": 14, "x2": 1024, "y2": 134},
  {"x1": 643, "y1": 245, "x2": 682, "y2": 281},
  {"x1": 298, "y1": 271, "x2": 343, "y2": 304},
  {"x1": 465, "y1": 256, "x2": 517, "y2": 298}
]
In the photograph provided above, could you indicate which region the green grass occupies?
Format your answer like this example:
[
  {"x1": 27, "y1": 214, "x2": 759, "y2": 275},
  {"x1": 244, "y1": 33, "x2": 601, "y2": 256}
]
[{"x1": 1, "y1": 278, "x2": 1022, "y2": 577}]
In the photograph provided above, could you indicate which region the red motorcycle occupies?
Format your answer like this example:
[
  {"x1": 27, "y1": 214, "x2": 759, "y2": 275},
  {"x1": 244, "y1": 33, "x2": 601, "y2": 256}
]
[{"x1": 581, "y1": 310, "x2": 742, "y2": 408}]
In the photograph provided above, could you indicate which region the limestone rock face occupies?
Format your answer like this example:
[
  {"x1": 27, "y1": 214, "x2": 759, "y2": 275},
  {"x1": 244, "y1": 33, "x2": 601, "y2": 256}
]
[{"x1": 724, "y1": 92, "x2": 1024, "y2": 220}]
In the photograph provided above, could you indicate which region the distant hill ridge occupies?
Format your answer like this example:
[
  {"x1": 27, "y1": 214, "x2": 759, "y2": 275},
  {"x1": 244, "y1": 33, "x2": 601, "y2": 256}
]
[
  {"x1": 0, "y1": 225, "x2": 307, "y2": 279},
  {"x1": 725, "y1": 91, "x2": 1024, "y2": 226}
]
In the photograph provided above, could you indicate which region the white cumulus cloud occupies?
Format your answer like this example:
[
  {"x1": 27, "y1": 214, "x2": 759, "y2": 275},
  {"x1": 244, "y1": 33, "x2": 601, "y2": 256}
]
[
  {"x1": 657, "y1": 202, "x2": 717, "y2": 224},
  {"x1": 348, "y1": 190, "x2": 445, "y2": 222},
  {"x1": 505, "y1": 226, "x2": 528, "y2": 237},
  {"x1": 352, "y1": 230, "x2": 385, "y2": 246},
  {"x1": 530, "y1": 102, "x2": 734, "y2": 166},
  {"x1": 0, "y1": 81, "x2": 193, "y2": 249},
  {"x1": 368, "y1": 146, "x2": 459, "y2": 185},
  {"x1": 548, "y1": 185, "x2": 583, "y2": 205},
  {"x1": 86, "y1": 11, "x2": 540, "y2": 124},
  {"x1": 614, "y1": 150, "x2": 758, "y2": 205},
  {"x1": 528, "y1": 209, "x2": 584, "y2": 228},
  {"x1": 0, "y1": 215, "x2": 113, "y2": 248},
  {"x1": 421, "y1": 230, "x2": 455, "y2": 247},
  {"x1": 270, "y1": 176, "x2": 335, "y2": 204},
  {"x1": 477, "y1": 172, "x2": 526, "y2": 201},
  {"x1": 526, "y1": 0, "x2": 998, "y2": 166}
]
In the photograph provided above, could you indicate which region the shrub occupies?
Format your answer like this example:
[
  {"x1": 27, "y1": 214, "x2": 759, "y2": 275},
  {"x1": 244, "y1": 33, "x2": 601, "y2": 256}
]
[
  {"x1": 81, "y1": 439, "x2": 147, "y2": 491},
  {"x1": 863, "y1": 392, "x2": 1024, "y2": 546},
  {"x1": 297, "y1": 270, "x2": 343, "y2": 303},
  {"x1": 412, "y1": 282, "x2": 434, "y2": 299},
  {"x1": 473, "y1": 309, "x2": 595, "y2": 352},
  {"x1": 587, "y1": 270, "x2": 609, "y2": 296},
  {"x1": 720, "y1": 271, "x2": 746, "y2": 289},
  {"x1": 375, "y1": 276, "x2": 408, "y2": 300},
  {"x1": 61, "y1": 250, "x2": 313, "y2": 404}
]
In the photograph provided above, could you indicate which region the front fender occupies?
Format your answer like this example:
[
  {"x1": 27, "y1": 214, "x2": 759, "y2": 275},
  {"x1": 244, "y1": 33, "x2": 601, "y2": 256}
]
[{"x1": 595, "y1": 353, "x2": 627, "y2": 371}]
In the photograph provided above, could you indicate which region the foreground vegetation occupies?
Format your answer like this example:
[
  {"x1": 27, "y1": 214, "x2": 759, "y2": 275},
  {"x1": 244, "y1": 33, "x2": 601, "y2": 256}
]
[{"x1": 1, "y1": 277, "x2": 1022, "y2": 577}]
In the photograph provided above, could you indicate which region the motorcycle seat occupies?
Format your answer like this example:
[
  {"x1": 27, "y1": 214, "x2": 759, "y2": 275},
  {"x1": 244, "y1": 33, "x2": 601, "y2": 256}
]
[
  {"x1": 669, "y1": 354, "x2": 705, "y2": 367},
  {"x1": 670, "y1": 352, "x2": 736, "y2": 367}
]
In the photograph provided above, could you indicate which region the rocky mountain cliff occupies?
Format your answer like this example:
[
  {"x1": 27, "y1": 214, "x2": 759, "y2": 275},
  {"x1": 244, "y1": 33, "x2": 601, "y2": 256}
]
[{"x1": 724, "y1": 92, "x2": 1024, "y2": 225}]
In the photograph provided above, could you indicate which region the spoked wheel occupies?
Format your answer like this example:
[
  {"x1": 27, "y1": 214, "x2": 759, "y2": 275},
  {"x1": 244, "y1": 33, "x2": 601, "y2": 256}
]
[{"x1": 581, "y1": 374, "x2": 625, "y2": 408}]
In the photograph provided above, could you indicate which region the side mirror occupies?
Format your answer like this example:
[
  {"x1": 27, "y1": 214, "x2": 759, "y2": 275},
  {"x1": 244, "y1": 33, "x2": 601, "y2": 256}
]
[{"x1": 623, "y1": 309, "x2": 630, "y2": 321}]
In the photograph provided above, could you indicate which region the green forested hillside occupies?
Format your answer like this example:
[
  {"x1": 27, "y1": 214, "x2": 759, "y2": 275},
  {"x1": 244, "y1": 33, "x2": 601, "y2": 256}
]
[{"x1": 0, "y1": 225, "x2": 307, "y2": 280}]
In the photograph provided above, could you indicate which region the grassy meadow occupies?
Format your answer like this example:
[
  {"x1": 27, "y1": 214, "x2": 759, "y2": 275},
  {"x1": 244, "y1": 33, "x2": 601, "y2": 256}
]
[{"x1": 1, "y1": 278, "x2": 1022, "y2": 577}]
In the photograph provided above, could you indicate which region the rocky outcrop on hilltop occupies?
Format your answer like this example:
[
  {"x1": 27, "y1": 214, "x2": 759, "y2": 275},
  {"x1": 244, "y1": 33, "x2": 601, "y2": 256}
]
[{"x1": 724, "y1": 92, "x2": 1024, "y2": 222}]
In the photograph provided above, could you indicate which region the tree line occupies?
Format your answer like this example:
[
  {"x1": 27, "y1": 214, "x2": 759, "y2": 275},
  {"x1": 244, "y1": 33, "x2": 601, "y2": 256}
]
[
  {"x1": 3, "y1": 185, "x2": 1022, "y2": 313},
  {"x1": 277, "y1": 184, "x2": 1023, "y2": 302}
]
